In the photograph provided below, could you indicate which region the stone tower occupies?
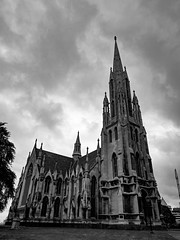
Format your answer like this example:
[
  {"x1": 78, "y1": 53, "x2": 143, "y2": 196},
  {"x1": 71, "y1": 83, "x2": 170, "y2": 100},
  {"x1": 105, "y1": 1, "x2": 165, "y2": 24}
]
[{"x1": 100, "y1": 36, "x2": 161, "y2": 224}]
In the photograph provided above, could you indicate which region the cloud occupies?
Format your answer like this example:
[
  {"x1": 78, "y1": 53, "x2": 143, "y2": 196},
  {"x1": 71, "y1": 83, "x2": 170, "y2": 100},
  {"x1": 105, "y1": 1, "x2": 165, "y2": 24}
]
[{"x1": 1, "y1": 0, "x2": 180, "y2": 222}]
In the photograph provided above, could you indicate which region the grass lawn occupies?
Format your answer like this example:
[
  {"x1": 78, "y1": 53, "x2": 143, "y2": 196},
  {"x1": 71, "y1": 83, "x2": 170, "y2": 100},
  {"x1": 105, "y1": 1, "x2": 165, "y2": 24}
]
[{"x1": 0, "y1": 226, "x2": 178, "y2": 240}]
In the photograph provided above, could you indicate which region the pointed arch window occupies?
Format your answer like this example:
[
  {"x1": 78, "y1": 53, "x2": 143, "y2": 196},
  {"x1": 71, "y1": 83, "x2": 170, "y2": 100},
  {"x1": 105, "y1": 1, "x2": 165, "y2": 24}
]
[
  {"x1": 109, "y1": 130, "x2": 112, "y2": 143},
  {"x1": 135, "y1": 129, "x2": 139, "y2": 142},
  {"x1": 79, "y1": 173, "x2": 83, "y2": 194},
  {"x1": 114, "y1": 127, "x2": 118, "y2": 140},
  {"x1": 111, "y1": 101, "x2": 115, "y2": 117},
  {"x1": 131, "y1": 153, "x2": 136, "y2": 171},
  {"x1": 77, "y1": 195, "x2": 81, "y2": 217},
  {"x1": 112, "y1": 153, "x2": 118, "y2": 177},
  {"x1": 21, "y1": 163, "x2": 33, "y2": 205},
  {"x1": 71, "y1": 176, "x2": 75, "y2": 197},
  {"x1": 41, "y1": 196, "x2": 49, "y2": 217},
  {"x1": 56, "y1": 178, "x2": 62, "y2": 195},
  {"x1": 136, "y1": 153, "x2": 142, "y2": 177},
  {"x1": 54, "y1": 197, "x2": 60, "y2": 218},
  {"x1": 64, "y1": 178, "x2": 68, "y2": 196},
  {"x1": 110, "y1": 80, "x2": 114, "y2": 98},
  {"x1": 130, "y1": 127, "x2": 133, "y2": 141},
  {"x1": 44, "y1": 176, "x2": 51, "y2": 194}
]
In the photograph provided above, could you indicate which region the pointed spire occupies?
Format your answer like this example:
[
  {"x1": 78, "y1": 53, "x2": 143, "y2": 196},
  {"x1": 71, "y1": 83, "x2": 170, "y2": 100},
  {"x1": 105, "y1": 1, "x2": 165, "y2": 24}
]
[
  {"x1": 97, "y1": 139, "x2": 100, "y2": 156},
  {"x1": 38, "y1": 142, "x2": 43, "y2": 160},
  {"x1": 72, "y1": 131, "x2": 81, "y2": 159},
  {"x1": 109, "y1": 67, "x2": 114, "y2": 80},
  {"x1": 113, "y1": 36, "x2": 123, "y2": 73},
  {"x1": 76, "y1": 131, "x2": 80, "y2": 144},
  {"x1": 34, "y1": 139, "x2": 37, "y2": 148},
  {"x1": 103, "y1": 92, "x2": 109, "y2": 108},
  {"x1": 132, "y1": 90, "x2": 138, "y2": 104},
  {"x1": 86, "y1": 147, "x2": 89, "y2": 162},
  {"x1": 20, "y1": 167, "x2": 24, "y2": 177}
]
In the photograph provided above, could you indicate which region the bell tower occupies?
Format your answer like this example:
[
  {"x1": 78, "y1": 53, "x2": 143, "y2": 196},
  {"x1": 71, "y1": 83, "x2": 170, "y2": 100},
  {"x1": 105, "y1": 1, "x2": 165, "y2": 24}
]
[{"x1": 100, "y1": 37, "x2": 161, "y2": 224}]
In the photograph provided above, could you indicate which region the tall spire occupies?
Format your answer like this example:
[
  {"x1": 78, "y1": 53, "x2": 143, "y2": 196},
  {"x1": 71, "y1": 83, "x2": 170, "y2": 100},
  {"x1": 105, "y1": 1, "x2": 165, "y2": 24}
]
[
  {"x1": 113, "y1": 36, "x2": 123, "y2": 73},
  {"x1": 72, "y1": 131, "x2": 81, "y2": 160}
]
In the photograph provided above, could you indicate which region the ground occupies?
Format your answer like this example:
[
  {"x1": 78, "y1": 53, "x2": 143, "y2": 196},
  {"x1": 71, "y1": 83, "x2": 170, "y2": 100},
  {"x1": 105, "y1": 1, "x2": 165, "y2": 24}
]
[{"x1": 0, "y1": 226, "x2": 180, "y2": 240}]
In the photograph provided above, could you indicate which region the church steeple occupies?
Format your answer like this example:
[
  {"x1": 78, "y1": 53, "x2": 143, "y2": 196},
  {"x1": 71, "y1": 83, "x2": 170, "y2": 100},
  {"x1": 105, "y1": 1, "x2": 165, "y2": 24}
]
[
  {"x1": 113, "y1": 36, "x2": 123, "y2": 74},
  {"x1": 72, "y1": 131, "x2": 81, "y2": 160}
]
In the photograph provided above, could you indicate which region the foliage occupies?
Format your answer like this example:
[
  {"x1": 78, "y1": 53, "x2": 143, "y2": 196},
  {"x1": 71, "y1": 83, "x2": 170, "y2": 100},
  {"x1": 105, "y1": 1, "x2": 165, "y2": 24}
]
[
  {"x1": 0, "y1": 122, "x2": 16, "y2": 212},
  {"x1": 161, "y1": 204, "x2": 176, "y2": 227}
]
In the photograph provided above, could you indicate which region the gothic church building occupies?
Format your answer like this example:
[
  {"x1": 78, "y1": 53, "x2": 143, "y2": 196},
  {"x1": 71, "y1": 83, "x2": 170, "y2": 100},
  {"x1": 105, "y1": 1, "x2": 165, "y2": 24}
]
[{"x1": 8, "y1": 37, "x2": 161, "y2": 225}]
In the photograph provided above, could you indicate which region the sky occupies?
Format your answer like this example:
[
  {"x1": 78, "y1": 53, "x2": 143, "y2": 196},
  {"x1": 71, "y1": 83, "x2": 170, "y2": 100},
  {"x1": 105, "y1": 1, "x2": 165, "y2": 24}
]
[{"x1": 0, "y1": 0, "x2": 180, "y2": 222}]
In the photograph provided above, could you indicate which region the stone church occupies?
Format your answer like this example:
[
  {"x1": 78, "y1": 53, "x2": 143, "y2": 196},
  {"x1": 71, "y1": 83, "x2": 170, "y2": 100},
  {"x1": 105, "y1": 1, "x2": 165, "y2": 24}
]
[{"x1": 8, "y1": 37, "x2": 161, "y2": 226}]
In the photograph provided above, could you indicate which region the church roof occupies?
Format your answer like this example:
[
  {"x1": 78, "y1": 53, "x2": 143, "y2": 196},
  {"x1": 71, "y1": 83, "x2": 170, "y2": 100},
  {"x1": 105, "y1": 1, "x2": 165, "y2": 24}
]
[
  {"x1": 79, "y1": 149, "x2": 100, "y2": 170},
  {"x1": 36, "y1": 147, "x2": 100, "y2": 177},
  {"x1": 37, "y1": 149, "x2": 74, "y2": 176}
]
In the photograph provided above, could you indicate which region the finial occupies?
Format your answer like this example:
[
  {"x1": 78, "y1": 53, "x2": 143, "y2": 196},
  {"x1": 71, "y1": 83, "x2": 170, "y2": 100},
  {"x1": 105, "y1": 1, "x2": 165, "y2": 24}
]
[
  {"x1": 86, "y1": 147, "x2": 89, "y2": 155},
  {"x1": 34, "y1": 139, "x2": 37, "y2": 148},
  {"x1": 97, "y1": 138, "x2": 100, "y2": 149},
  {"x1": 110, "y1": 67, "x2": 112, "y2": 72},
  {"x1": 40, "y1": 142, "x2": 43, "y2": 149},
  {"x1": 114, "y1": 36, "x2": 117, "y2": 41},
  {"x1": 124, "y1": 66, "x2": 126, "y2": 71}
]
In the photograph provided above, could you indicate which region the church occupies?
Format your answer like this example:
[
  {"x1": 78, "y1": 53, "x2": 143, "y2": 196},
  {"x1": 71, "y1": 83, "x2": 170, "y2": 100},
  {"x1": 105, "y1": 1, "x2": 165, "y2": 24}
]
[{"x1": 8, "y1": 37, "x2": 162, "y2": 226}]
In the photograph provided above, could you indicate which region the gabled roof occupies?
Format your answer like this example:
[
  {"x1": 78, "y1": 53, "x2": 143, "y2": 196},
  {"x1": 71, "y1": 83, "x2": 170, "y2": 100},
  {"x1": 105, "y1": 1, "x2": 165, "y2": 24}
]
[
  {"x1": 36, "y1": 147, "x2": 101, "y2": 177},
  {"x1": 79, "y1": 149, "x2": 100, "y2": 170},
  {"x1": 37, "y1": 149, "x2": 74, "y2": 177}
]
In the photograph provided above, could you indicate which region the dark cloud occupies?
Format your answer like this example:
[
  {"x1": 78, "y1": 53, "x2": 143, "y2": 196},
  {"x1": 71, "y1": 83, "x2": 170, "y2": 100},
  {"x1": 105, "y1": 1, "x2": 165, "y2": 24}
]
[
  {"x1": 1, "y1": 0, "x2": 180, "y2": 221},
  {"x1": 97, "y1": 0, "x2": 180, "y2": 126}
]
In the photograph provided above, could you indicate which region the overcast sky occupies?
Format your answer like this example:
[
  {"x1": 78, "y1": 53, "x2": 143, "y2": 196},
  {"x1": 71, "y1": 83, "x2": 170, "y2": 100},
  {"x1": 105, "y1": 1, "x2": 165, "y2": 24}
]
[{"x1": 1, "y1": 0, "x2": 180, "y2": 222}]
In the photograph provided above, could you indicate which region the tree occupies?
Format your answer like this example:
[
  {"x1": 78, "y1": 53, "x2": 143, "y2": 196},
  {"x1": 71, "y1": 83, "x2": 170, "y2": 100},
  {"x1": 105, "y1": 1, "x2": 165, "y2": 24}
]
[
  {"x1": 0, "y1": 122, "x2": 16, "y2": 212},
  {"x1": 161, "y1": 204, "x2": 176, "y2": 228}
]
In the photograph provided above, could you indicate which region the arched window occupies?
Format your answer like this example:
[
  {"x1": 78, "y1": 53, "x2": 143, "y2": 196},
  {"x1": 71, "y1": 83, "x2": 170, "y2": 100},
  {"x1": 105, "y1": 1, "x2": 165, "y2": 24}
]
[
  {"x1": 77, "y1": 195, "x2": 81, "y2": 217},
  {"x1": 111, "y1": 101, "x2": 115, "y2": 117},
  {"x1": 33, "y1": 178, "x2": 38, "y2": 201},
  {"x1": 71, "y1": 176, "x2": 74, "y2": 197},
  {"x1": 110, "y1": 80, "x2": 114, "y2": 98},
  {"x1": 56, "y1": 178, "x2": 62, "y2": 195},
  {"x1": 136, "y1": 153, "x2": 142, "y2": 177},
  {"x1": 44, "y1": 176, "x2": 51, "y2": 194},
  {"x1": 135, "y1": 129, "x2": 139, "y2": 142},
  {"x1": 21, "y1": 163, "x2": 33, "y2": 205},
  {"x1": 131, "y1": 153, "x2": 136, "y2": 170},
  {"x1": 79, "y1": 174, "x2": 82, "y2": 194},
  {"x1": 130, "y1": 127, "x2": 133, "y2": 141},
  {"x1": 54, "y1": 197, "x2": 60, "y2": 218},
  {"x1": 41, "y1": 196, "x2": 49, "y2": 217},
  {"x1": 114, "y1": 127, "x2": 118, "y2": 140},
  {"x1": 64, "y1": 178, "x2": 68, "y2": 196},
  {"x1": 109, "y1": 130, "x2": 112, "y2": 143},
  {"x1": 112, "y1": 153, "x2": 118, "y2": 177}
]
